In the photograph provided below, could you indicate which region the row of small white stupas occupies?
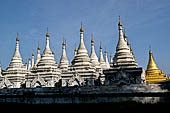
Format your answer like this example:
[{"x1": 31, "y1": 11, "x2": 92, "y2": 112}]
[{"x1": 0, "y1": 17, "x2": 140, "y2": 88}]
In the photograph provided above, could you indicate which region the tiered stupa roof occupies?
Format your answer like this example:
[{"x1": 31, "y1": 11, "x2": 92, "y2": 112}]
[
  {"x1": 71, "y1": 23, "x2": 93, "y2": 70},
  {"x1": 36, "y1": 29, "x2": 61, "y2": 76},
  {"x1": 5, "y1": 33, "x2": 27, "y2": 73},
  {"x1": 112, "y1": 17, "x2": 138, "y2": 68},
  {"x1": 145, "y1": 49, "x2": 167, "y2": 83},
  {"x1": 3, "y1": 33, "x2": 27, "y2": 88}
]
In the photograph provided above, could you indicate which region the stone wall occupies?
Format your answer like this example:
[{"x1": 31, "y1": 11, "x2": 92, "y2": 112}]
[{"x1": 0, "y1": 84, "x2": 170, "y2": 104}]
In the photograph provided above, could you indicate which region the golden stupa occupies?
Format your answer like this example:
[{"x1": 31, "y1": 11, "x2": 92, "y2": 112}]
[{"x1": 145, "y1": 49, "x2": 167, "y2": 84}]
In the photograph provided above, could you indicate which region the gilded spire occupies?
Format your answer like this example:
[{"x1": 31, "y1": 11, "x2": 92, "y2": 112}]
[
  {"x1": 59, "y1": 40, "x2": 69, "y2": 70},
  {"x1": 74, "y1": 47, "x2": 77, "y2": 51},
  {"x1": 46, "y1": 27, "x2": 50, "y2": 37},
  {"x1": 32, "y1": 52, "x2": 34, "y2": 56},
  {"x1": 100, "y1": 45, "x2": 102, "y2": 49},
  {"x1": 147, "y1": 48, "x2": 158, "y2": 70},
  {"x1": 113, "y1": 17, "x2": 138, "y2": 68},
  {"x1": 118, "y1": 16, "x2": 122, "y2": 26},
  {"x1": 43, "y1": 27, "x2": 52, "y2": 54},
  {"x1": 29, "y1": 57, "x2": 31, "y2": 61},
  {"x1": 145, "y1": 48, "x2": 167, "y2": 83},
  {"x1": 90, "y1": 34, "x2": 100, "y2": 67},
  {"x1": 16, "y1": 32, "x2": 19, "y2": 41},
  {"x1": 91, "y1": 33, "x2": 94, "y2": 43},
  {"x1": 77, "y1": 21, "x2": 88, "y2": 55},
  {"x1": 37, "y1": 43, "x2": 40, "y2": 50},
  {"x1": 80, "y1": 21, "x2": 84, "y2": 32},
  {"x1": 104, "y1": 50, "x2": 107, "y2": 54},
  {"x1": 62, "y1": 40, "x2": 66, "y2": 46}
]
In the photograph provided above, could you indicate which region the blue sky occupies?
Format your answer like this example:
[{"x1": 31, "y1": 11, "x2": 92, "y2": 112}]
[{"x1": 0, "y1": 0, "x2": 170, "y2": 74}]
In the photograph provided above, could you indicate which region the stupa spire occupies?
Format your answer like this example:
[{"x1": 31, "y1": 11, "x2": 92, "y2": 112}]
[
  {"x1": 35, "y1": 44, "x2": 41, "y2": 66},
  {"x1": 43, "y1": 28, "x2": 52, "y2": 54},
  {"x1": 59, "y1": 40, "x2": 69, "y2": 70},
  {"x1": 46, "y1": 27, "x2": 50, "y2": 37},
  {"x1": 71, "y1": 22, "x2": 92, "y2": 70},
  {"x1": 77, "y1": 22, "x2": 88, "y2": 55},
  {"x1": 145, "y1": 48, "x2": 167, "y2": 83},
  {"x1": 6, "y1": 32, "x2": 25, "y2": 71},
  {"x1": 113, "y1": 17, "x2": 138, "y2": 68},
  {"x1": 147, "y1": 48, "x2": 158, "y2": 70},
  {"x1": 31, "y1": 52, "x2": 34, "y2": 67},
  {"x1": 89, "y1": 34, "x2": 100, "y2": 67},
  {"x1": 28, "y1": 57, "x2": 31, "y2": 70},
  {"x1": 99, "y1": 45, "x2": 104, "y2": 63},
  {"x1": 99, "y1": 45, "x2": 106, "y2": 69},
  {"x1": 3, "y1": 33, "x2": 27, "y2": 88},
  {"x1": 80, "y1": 21, "x2": 84, "y2": 32},
  {"x1": 104, "y1": 50, "x2": 110, "y2": 68},
  {"x1": 13, "y1": 32, "x2": 22, "y2": 59},
  {"x1": 117, "y1": 16, "x2": 128, "y2": 50},
  {"x1": 118, "y1": 16, "x2": 122, "y2": 26},
  {"x1": 36, "y1": 28, "x2": 60, "y2": 78},
  {"x1": 110, "y1": 54, "x2": 113, "y2": 64}
]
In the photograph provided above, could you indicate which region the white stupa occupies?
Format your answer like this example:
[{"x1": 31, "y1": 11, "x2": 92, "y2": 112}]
[
  {"x1": 89, "y1": 34, "x2": 100, "y2": 69},
  {"x1": 59, "y1": 40, "x2": 69, "y2": 71},
  {"x1": 3, "y1": 33, "x2": 27, "y2": 88},
  {"x1": 112, "y1": 17, "x2": 138, "y2": 68},
  {"x1": 26, "y1": 29, "x2": 61, "y2": 87}
]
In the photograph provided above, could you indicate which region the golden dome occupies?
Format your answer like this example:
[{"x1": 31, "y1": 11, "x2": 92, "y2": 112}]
[
  {"x1": 149, "y1": 49, "x2": 152, "y2": 54},
  {"x1": 80, "y1": 22, "x2": 84, "y2": 32},
  {"x1": 62, "y1": 40, "x2": 65, "y2": 46},
  {"x1": 91, "y1": 39, "x2": 94, "y2": 43},
  {"x1": 80, "y1": 27, "x2": 83, "y2": 32},
  {"x1": 32, "y1": 52, "x2": 34, "y2": 56},
  {"x1": 74, "y1": 48, "x2": 77, "y2": 51},
  {"x1": 16, "y1": 32, "x2": 19, "y2": 41},
  {"x1": 37, "y1": 45, "x2": 40, "y2": 50},
  {"x1": 104, "y1": 50, "x2": 107, "y2": 54},
  {"x1": 29, "y1": 57, "x2": 31, "y2": 60},
  {"x1": 46, "y1": 32, "x2": 50, "y2": 37},
  {"x1": 46, "y1": 27, "x2": 50, "y2": 37},
  {"x1": 91, "y1": 34, "x2": 94, "y2": 43},
  {"x1": 100, "y1": 45, "x2": 102, "y2": 49}
]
